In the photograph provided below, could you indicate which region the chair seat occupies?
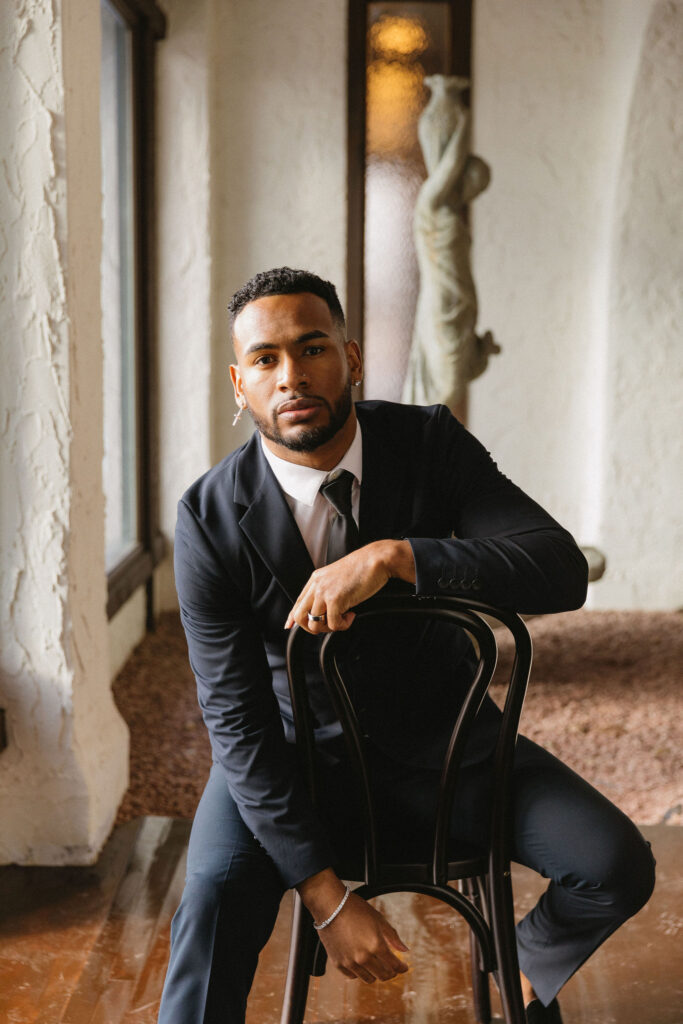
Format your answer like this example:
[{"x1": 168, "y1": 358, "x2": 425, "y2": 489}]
[{"x1": 336, "y1": 843, "x2": 488, "y2": 888}]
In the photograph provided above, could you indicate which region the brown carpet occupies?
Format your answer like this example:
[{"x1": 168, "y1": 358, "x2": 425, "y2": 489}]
[{"x1": 112, "y1": 609, "x2": 682, "y2": 827}]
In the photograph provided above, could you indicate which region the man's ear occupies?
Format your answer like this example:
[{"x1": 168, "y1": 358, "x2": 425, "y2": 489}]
[
  {"x1": 345, "y1": 339, "x2": 363, "y2": 381},
  {"x1": 229, "y1": 364, "x2": 244, "y2": 405}
]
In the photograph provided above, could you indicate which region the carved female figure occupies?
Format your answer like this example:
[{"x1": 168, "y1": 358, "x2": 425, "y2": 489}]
[{"x1": 402, "y1": 75, "x2": 499, "y2": 416}]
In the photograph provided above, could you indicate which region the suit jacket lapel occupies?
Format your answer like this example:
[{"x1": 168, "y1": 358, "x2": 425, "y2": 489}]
[{"x1": 234, "y1": 433, "x2": 314, "y2": 605}]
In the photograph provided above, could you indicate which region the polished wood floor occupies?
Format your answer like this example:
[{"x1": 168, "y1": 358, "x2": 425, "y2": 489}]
[{"x1": 0, "y1": 820, "x2": 680, "y2": 1023}]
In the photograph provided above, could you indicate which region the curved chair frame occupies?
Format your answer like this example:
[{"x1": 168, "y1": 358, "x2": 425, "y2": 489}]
[{"x1": 281, "y1": 594, "x2": 533, "y2": 1024}]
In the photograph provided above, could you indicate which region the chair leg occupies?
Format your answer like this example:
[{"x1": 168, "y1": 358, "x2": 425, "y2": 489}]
[
  {"x1": 280, "y1": 892, "x2": 317, "y2": 1024},
  {"x1": 466, "y1": 877, "x2": 491, "y2": 1024},
  {"x1": 488, "y1": 867, "x2": 525, "y2": 1024}
]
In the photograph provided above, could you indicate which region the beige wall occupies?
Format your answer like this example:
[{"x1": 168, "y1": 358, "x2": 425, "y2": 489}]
[{"x1": 470, "y1": 0, "x2": 682, "y2": 609}]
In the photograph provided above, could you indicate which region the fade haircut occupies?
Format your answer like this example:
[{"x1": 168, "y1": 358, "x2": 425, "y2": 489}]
[{"x1": 228, "y1": 267, "x2": 346, "y2": 337}]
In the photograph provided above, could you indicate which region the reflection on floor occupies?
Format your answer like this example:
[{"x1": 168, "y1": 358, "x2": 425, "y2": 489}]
[{"x1": 0, "y1": 821, "x2": 680, "y2": 1024}]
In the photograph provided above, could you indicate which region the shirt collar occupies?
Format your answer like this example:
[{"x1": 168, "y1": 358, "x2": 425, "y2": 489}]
[{"x1": 260, "y1": 420, "x2": 363, "y2": 507}]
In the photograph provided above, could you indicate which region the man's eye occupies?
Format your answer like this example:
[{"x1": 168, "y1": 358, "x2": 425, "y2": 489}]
[
  {"x1": 255, "y1": 354, "x2": 275, "y2": 366},
  {"x1": 305, "y1": 345, "x2": 324, "y2": 356}
]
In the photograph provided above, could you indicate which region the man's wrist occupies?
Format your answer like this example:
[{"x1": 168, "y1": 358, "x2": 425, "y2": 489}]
[
  {"x1": 297, "y1": 867, "x2": 347, "y2": 921},
  {"x1": 374, "y1": 539, "x2": 417, "y2": 584}
]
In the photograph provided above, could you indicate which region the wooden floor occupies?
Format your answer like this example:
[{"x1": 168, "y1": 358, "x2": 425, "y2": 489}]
[{"x1": 0, "y1": 820, "x2": 681, "y2": 1023}]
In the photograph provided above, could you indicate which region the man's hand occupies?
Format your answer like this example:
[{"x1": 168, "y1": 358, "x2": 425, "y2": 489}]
[
  {"x1": 285, "y1": 539, "x2": 416, "y2": 634},
  {"x1": 318, "y1": 892, "x2": 409, "y2": 983},
  {"x1": 297, "y1": 868, "x2": 409, "y2": 983}
]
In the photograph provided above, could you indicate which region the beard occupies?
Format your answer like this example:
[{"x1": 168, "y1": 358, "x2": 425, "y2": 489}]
[{"x1": 245, "y1": 381, "x2": 353, "y2": 453}]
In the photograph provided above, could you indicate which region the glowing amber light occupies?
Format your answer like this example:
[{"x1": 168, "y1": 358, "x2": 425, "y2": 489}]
[
  {"x1": 369, "y1": 15, "x2": 428, "y2": 58},
  {"x1": 366, "y1": 15, "x2": 429, "y2": 157},
  {"x1": 367, "y1": 61, "x2": 424, "y2": 156}
]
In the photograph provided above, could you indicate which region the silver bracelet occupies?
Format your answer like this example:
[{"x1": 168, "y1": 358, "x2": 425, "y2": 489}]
[{"x1": 313, "y1": 885, "x2": 351, "y2": 931}]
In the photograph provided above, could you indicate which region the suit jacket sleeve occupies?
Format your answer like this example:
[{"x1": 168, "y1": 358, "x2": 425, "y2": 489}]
[
  {"x1": 174, "y1": 499, "x2": 335, "y2": 888},
  {"x1": 407, "y1": 406, "x2": 589, "y2": 613}
]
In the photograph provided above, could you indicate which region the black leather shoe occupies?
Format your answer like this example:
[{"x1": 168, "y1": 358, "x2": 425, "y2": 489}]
[{"x1": 525, "y1": 998, "x2": 564, "y2": 1024}]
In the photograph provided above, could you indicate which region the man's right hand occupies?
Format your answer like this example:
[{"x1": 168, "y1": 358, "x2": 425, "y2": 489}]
[
  {"x1": 297, "y1": 868, "x2": 409, "y2": 983},
  {"x1": 318, "y1": 891, "x2": 410, "y2": 983}
]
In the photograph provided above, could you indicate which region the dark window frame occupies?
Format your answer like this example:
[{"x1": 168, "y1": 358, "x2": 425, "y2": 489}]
[
  {"x1": 346, "y1": 0, "x2": 473, "y2": 346},
  {"x1": 103, "y1": 0, "x2": 166, "y2": 624}
]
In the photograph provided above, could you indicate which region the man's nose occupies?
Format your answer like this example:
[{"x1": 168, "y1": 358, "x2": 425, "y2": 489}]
[{"x1": 278, "y1": 356, "x2": 308, "y2": 390}]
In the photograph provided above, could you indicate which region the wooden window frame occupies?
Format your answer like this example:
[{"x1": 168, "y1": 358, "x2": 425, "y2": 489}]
[
  {"x1": 346, "y1": 0, "x2": 473, "y2": 345},
  {"x1": 104, "y1": 0, "x2": 166, "y2": 623}
]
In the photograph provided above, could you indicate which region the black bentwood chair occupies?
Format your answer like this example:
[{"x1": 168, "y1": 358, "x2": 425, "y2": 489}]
[{"x1": 281, "y1": 595, "x2": 533, "y2": 1024}]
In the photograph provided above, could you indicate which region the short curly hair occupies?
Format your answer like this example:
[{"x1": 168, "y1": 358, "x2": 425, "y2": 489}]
[{"x1": 228, "y1": 267, "x2": 346, "y2": 334}]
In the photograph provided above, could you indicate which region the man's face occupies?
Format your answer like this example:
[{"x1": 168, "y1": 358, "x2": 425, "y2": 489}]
[{"x1": 230, "y1": 292, "x2": 362, "y2": 465}]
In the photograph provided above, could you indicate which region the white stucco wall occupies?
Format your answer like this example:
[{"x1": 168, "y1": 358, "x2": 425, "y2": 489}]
[
  {"x1": 470, "y1": 0, "x2": 682, "y2": 609},
  {"x1": 0, "y1": 0, "x2": 128, "y2": 864}
]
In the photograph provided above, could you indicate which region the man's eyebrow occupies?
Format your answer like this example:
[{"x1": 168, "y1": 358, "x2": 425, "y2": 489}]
[
  {"x1": 242, "y1": 329, "x2": 330, "y2": 355},
  {"x1": 295, "y1": 329, "x2": 329, "y2": 343}
]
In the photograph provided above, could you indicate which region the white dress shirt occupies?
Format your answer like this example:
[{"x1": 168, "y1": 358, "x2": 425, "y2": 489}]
[{"x1": 260, "y1": 423, "x2": 363, "y2": 568}]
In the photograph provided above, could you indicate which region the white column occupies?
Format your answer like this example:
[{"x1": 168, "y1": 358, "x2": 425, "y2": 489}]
[{"x1": 0, "y1": 0, "x2": 128, "y2": 865}]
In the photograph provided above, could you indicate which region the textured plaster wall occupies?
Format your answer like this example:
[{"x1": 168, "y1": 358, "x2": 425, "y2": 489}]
[
  {"x1": 470, "y1": 0, "x2": 682, "y2": 609},
  {"x1": 0, "y1": 0, "x2": 128, "y2": 863}
]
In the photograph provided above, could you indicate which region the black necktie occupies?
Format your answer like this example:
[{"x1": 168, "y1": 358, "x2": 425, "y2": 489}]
[{"x1": 320, "y1": 470, "x2": 360, "y2": 563}]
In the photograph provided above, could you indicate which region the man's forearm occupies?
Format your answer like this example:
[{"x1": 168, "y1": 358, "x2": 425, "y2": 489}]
[{"x1": 408, "y1": 531, "x2": 588, "y2": 613}]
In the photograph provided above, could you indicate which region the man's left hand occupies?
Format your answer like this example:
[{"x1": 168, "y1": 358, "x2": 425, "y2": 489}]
[{"x1": 285, "y1": 539, "x2": 416, "y2": 634}]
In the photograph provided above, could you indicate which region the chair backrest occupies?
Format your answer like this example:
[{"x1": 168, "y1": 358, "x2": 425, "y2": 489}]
[{"x1": 286, "y1": 594, "x2": 532, "y2": 889}]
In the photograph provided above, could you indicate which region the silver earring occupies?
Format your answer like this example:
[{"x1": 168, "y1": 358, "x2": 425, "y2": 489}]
[
  {"x1": 352, "y1": 379, "x2": 362, "y2": 388},
  {"x1": 232, "y1": 405, "x2": 244, "y2": 426}
]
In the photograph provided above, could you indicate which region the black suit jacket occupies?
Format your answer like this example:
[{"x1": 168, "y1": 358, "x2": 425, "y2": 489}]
[{"x1": 174, "y1": 402, "x2": 588, "y2": 886}]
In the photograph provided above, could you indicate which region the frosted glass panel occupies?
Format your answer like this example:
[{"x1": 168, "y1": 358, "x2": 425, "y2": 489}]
[
  {"x1": 364, "y1": 2, "x2": 451, "y2": 402},
  {"x1": 101, "y1": 1, "x2": 138, "y2": 569}
]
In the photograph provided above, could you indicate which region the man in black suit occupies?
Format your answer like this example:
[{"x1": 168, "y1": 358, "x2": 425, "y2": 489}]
[{"x1": 158, "y1": 268, "x2": 654, "y2": 1024}]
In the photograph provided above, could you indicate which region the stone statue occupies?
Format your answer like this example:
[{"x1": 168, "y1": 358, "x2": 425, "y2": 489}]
[{"x1": 402, "y1": 75, "x2": 499, "y2": 416}]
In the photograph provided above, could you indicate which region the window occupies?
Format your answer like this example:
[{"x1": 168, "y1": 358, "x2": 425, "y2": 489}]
[
  {"x1": 347, "y1": 0, "x2": 472, "y2": 402},
  {"x1": 101, "y1": 2, "x2": 137, "y2": 570},
  {"x1": 99, "y1": 0, "x2": 166, "y2": 620}
]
